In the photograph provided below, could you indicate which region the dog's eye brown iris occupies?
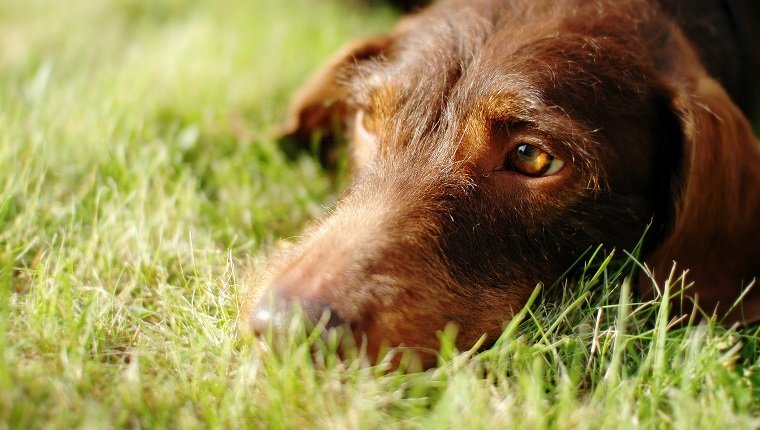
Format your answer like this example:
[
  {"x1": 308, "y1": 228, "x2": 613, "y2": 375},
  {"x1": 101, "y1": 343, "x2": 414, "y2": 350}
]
[{"x1": 506, "y1": 144, "x2": 564, "y2": 177}]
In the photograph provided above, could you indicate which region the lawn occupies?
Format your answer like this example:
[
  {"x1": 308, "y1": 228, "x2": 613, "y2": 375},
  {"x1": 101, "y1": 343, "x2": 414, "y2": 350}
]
[{"x1": 0, "y1": 0, "x2": 758, "y2": 428}]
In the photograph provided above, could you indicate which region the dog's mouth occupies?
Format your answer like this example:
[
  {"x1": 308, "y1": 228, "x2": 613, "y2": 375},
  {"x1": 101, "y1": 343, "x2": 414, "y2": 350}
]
[{"x1": 244, "y1": 287, "x2": 446, "y2": 370}]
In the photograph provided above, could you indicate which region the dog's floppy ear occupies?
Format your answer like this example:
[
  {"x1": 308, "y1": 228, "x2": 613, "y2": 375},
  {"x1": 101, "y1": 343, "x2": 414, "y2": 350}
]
[
  {"x1": 279, "y1": 36, "x2": 393, "y2": 165},
  {"x1": 645, "y1": 33, "x2": 760, "y2": 322}
]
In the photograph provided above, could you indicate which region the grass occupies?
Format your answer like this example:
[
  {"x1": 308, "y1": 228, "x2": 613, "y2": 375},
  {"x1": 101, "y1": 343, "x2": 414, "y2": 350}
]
[{"x1": 0, "y1": 0, "x2": 758, "y2": 428}]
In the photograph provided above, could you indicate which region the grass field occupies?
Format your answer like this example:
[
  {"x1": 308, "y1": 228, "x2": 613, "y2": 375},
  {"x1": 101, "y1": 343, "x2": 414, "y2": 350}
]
[{"x1": 1, "y1": 0, "x2": 758, "y2": 428}]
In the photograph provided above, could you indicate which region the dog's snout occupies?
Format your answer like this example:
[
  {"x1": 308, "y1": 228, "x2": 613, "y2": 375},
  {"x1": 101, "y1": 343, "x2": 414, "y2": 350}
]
[
  {"x1": 247, "y1": 288, "x2": 289, "y2": 335},
  {"x1": 247, "y1": 287, "x2": 345, "y2": 337}
]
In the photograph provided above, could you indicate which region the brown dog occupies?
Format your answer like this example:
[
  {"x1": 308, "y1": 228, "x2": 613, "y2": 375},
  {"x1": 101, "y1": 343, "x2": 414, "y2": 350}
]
[{"x1": 243, "y1": 0, "x2": 760, "y2": 367}]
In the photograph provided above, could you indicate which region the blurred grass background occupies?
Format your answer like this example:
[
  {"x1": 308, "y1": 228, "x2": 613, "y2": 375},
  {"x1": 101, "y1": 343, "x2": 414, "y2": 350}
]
[{"x1": 0, "y1": 0, "x2": 758, "y2": 428}]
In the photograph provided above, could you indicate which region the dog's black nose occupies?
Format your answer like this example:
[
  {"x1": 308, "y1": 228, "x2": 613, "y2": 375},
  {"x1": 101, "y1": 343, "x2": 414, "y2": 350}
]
[{"x1": 247, "y1": 289, "x2": 345, "y2": 336}]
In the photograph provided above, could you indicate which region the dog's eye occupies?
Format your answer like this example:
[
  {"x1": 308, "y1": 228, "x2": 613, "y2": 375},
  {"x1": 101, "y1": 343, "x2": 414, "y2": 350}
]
[{"x1": 506, "y1": 144, "x2": 564, "y2": 177}]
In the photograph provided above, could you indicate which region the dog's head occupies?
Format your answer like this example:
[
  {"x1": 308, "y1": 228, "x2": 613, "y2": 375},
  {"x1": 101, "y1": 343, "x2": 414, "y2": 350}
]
[{"x1": 244, "y1": 0, "x2": 760, "y2": 367}]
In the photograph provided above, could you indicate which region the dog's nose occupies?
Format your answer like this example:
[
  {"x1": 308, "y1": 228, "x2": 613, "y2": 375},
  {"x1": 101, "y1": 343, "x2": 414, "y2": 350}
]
[{"x1": 247, "y1": 288, "x2": 345, "y2": 336}]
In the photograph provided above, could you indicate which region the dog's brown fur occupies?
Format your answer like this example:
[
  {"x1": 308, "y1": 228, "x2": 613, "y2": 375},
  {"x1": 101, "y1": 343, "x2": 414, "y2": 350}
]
[{"x1": 244, "y1": 0, "x2": 760, "y2": 367}]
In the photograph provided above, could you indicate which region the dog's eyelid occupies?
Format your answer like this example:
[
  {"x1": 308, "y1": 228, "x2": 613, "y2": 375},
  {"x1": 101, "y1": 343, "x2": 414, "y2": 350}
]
[
  {"x1": 487, "y1": 116, "x2": 580, "y2": 157},
  {"x1": 490, "y1": 120, "x2": 561, "y2": 151},
  {"x1": 491, "y1": 123, "x2": 557, "y2": 156}
]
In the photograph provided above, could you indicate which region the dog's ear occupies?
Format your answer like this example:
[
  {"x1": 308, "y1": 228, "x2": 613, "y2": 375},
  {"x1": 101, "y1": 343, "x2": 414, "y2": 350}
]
[
  {"x1": 645, "y1": 33, "x2": 760, "y2": 322},
  {"x1": 279, "y1": 36, "x2": 393, "y2": 165}
]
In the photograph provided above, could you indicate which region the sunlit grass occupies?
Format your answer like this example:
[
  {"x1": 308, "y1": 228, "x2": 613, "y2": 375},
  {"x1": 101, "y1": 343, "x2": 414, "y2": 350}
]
[{"x1": 0, "y1": 0, "x2": 758, "y2": 427}]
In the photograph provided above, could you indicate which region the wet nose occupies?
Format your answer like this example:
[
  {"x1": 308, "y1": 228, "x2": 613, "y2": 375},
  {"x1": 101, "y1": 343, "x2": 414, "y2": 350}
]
[{"x1": 247, "y1": 288, "x2": 345, "y2": 336}]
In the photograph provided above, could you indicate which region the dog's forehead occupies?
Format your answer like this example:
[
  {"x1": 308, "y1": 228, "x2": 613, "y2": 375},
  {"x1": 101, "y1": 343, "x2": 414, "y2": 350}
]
[
  {"x1": 350, "y1": 0, "x2": 664, "y2": 185},
  {"x1": 356, "y1": 6, "x2": 574, "y2": 125},
  {"x1": 364, "y1": 0, "x2": 656, "y2": 101},
  {"x1": 353, "y1": 3, "x2": 584, "y2": 146}
]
